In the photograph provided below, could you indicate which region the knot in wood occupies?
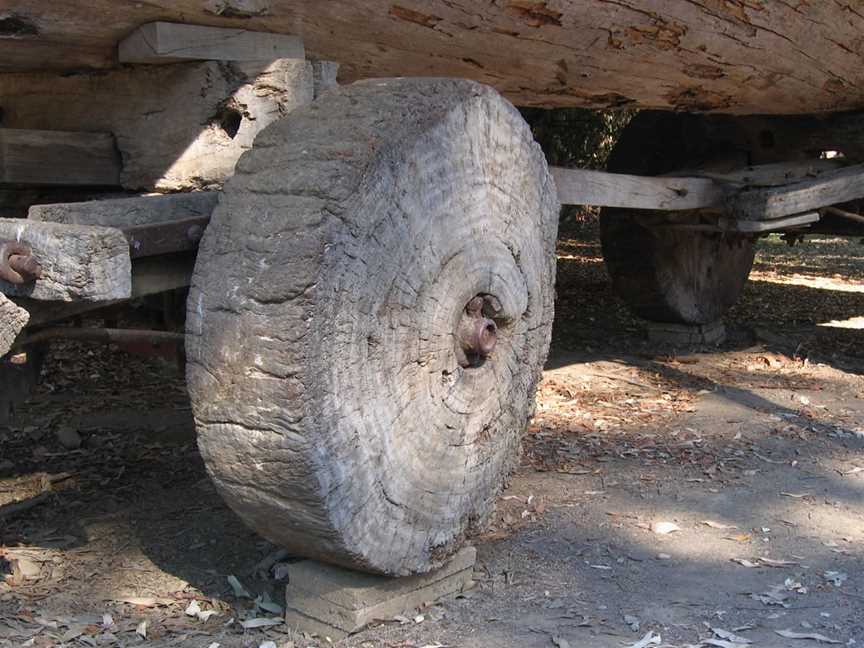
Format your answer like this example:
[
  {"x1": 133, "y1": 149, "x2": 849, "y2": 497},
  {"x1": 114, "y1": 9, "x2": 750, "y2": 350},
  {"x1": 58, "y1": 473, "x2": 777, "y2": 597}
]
[{"x1": 457, "y1": 295, "x2": 499, "y2": 367}]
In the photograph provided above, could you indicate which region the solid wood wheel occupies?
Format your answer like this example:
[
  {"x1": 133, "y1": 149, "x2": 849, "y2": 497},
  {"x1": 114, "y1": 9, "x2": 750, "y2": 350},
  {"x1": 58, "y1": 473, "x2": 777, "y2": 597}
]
[
  {"x1": 185, "y1": 78, "x2": 559, "y2": 575},
  {"x1": 600, "y1": 111, "x2": 756, "y2": 325}
]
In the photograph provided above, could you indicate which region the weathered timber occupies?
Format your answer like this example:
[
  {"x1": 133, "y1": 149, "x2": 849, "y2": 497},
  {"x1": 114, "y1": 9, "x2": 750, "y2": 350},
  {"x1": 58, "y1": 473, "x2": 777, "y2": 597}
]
[
  {"x1": 0, "y1": 129, "x2": 120, "y2": 186},
  {"x1": 0, "y1": 293, "x2": 28, "y2": 357},
  {"x1": 0, "y1": 60, "x2": 313, "y2": 191},
  {"x1": 118, "y1": 21, "x2": 304, "y2": 64},
  {"x1": 125, "y1": 217, "x2": 209, "y2": 258},
  {"x1": 600, "y1": 111, "x2": 755, "y2": 325},
  {"x1": 551, "y1": 166, "x2": 725, "y2": 210},
  {"x1": 17, "y1": 253, "x2": 196, "y2": 327},
  {"x1": 730, "y1": 163, "x2": 864, "y2": 221},
  {"x1": 0, "y1": 219, "x2": 131, "y2": 302},
  {"x1": 2, "y1": 2, "x2": 864, "y2": 113},
  {"x1": 186, "y1": 78, "x2": 559, "y2": 576},
  {"x1": 732, "y1": 212, "x2": 820, "y2": 233},
  {"x1": 29, "y1": 192, "x2": 219, "y2": 227},
  {"x1": 679, "y1": 159, "x2": 847, "y2": 189}
]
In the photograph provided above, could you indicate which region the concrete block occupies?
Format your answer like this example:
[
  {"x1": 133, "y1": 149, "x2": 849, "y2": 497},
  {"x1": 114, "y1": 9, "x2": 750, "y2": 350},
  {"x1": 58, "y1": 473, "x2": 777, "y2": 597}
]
[
  {"x1": 285, "y1": 546, "x2": 476, "y2": 640},
  {"x1": 646, "y1": 320, "x2": 726, "y2": 347}
]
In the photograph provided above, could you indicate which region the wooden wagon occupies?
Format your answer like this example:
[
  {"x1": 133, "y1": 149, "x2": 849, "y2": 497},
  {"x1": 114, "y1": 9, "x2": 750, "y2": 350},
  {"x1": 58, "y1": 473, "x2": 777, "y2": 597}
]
[{"x1": 2, "y1": 2, "x2": 864, "y2": 576}]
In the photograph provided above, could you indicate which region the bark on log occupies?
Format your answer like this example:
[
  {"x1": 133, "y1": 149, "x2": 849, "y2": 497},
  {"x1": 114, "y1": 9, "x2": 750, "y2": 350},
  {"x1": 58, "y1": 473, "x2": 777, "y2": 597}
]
[
  {"x1": 0, "y1": 219, "x2": 131, "y2": 302},
  {"x1": 186, "y1": 78, "x2": 559, "y2": 575},
  {"x1": 0, "y1": 293, "x2": 28, "y2": 357},
  {"x1": 0, "y1": 60, "x2": 313, "y2": 191},
  {"x1": 2, "y1": 2, "x2": 864, "y2": 113}
]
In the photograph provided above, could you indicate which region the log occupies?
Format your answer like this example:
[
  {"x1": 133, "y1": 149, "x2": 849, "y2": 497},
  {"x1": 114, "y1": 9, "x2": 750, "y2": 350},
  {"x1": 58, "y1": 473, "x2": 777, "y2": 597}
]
[
  {"x1": 0, "y1": 60, "x2": 313, "y2": 191},
  {"x1": 551, "y1": 166, "x2": 724, "y2": 210},
  {"x1": 730, "y1": 163, "x2": 864, "y2": 221},
  {"x1": 0, "y1": 219, "x2": 131, "y2": 302},
  {"x1": 29, "y1": 192, "x2": 219, "y2": 227},
  {"x1": 0, "y1": 293, "x2": 28, "y2": 357},
  {"x1": 2, "y1": 2, "x2": 864, "y2": 113},
  {"x1": 186, "y1": 78, "x2": 558, "y2": 575},
  {"x1": 0, "y1": 128, "x2": 120, "y2": 186},
  {"x1": 599, "y1": 111, "x2": 755, "y2": 325},
  {"x1": 118, "y1": 21, "x2": 304, "y2": 64}
]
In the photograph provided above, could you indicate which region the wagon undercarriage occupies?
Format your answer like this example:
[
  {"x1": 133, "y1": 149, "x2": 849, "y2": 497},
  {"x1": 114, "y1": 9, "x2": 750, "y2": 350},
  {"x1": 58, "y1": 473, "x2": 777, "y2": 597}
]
[{"x1": 4, "y1": 15, "x2": 864, "y2": 578}]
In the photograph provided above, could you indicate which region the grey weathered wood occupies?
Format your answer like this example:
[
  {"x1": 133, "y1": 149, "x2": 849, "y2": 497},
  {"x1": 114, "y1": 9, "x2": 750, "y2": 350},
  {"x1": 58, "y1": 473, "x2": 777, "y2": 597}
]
[
  {"x1": 551, "y1": 166, "x2": 725, "y2": 210},
  {"x1": 3, "y1": 2, "x2": 864, "y2": 114},
  {"x1": 730, "y1": 163, "x2": 864, "y2": 220},
  {"x1": 186, "y1": 78, "x2": 559, "y2": 576},
  {"x1": 18, "y1": 254, "x2": 195, "y2": 327},
  {"x1": 118, "y1": 21, "x2": 304, "y2": 64},
  {"x1": 0, "y1": 219, "x2": 131, "y2": 302},
  {"x1": 0, "y1": 293, "x2": 28, "y2": 357},
  {"x1": 0, "y1": 61, "x2": 313, "y2": 191},
  {"x1": 29, "y1": 192, "x2": 218, "y2": 227},
  {"x1": 688, "y1": 158, "x2": 846, "y2": 189},
  {"x1": 0, "y1": 129, "x2": 120, "y2": 186}
]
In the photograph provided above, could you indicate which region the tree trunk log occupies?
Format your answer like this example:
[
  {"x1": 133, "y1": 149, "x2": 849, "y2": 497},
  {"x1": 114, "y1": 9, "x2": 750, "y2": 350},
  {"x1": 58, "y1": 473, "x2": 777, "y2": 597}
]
[
  {"x1": 2, "y1": 2, "x2": 864, "y2": 113},
  {"x1": 186, "y1": 78, "x2": 559, "y2": 575}
]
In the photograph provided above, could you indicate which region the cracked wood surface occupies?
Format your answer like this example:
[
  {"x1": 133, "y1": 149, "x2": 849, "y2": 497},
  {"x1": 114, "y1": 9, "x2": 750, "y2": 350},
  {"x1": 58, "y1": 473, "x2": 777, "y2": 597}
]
[
  {"x1": 186, "y1": 78, "x2": 559, "y2": 575},
  {"x1": 2, "y1": 1, "x2": 864, "y2": 113},
  {"x1": 0, "y1": 60, "x2": 313, "y2": 192},
  {"x1": 0, "y1": 219, "x2": 131, "y2": 302},
  {"x1": 0, "y1": 293, "x2": 28, "y2": 357}
]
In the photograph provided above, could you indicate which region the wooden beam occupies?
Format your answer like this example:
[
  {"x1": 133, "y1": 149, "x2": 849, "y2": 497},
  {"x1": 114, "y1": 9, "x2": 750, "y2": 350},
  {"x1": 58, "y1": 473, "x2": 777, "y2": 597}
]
[
  {"x1": 0, "y1": 62, "x2": 312, "y2": 192},
  {"x1": 729, "y1": 163, "x2": 864, "y2": 220},
  {"x1": 0, "y1": 293, "x2": 28, "y2": 357},
  {"x1": 0, "y1": 219, "x2": 130, "y2": 302},
  {"x1": 119, "y1": 22, "x2": 304, "y2": 64},
  {"x1": 550, "y1": 166, "x2": 726, "y2": 211},
  {"x1": 0, "y1": 129, "x2": 120, "y2": 186},
  {"x1": 28, "y1": 192, "x2": 219, "y2": 227}
]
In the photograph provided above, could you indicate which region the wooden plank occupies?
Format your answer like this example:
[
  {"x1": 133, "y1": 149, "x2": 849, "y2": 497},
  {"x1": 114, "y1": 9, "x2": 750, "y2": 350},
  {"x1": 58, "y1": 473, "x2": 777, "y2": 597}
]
[
  {"x1": 0, "y1": 219, "x2": 130, "y2": 302},
  {"x1": 125, "y1": 216, "x2": 209, "y2": 258},
  {"x1": 550, "y1": 166, "x2": 725, "y2": 210},
  {"x1": 28, "y1": 192, "x2": 219, "y2": 227},
  {"x1": 0, "y1": 129, "x2": 120, "y2": 186},
  {"x1": 3, "y1": 2, "x2": 864, "y2": 114},
  {"x1": 732, "y1": 212, "x2": 820, "y2": 233},
  {"x1": 18, "y1": 254, "x2": 196, "y2": 327},
  {"x1": 0, "y1": 61, "x2": 312, "y2": 191},
  {"x1": 679, "y1": 158, "x2": 847, "y2": 188},
  {"x1": 0, "y1": 293, "x2": 28, "y2": 357},
  {"x1": 730, "y1": 163, "x2": 864, "y2": 220},
  {"x1": 118, "y1": 21, "x2": 304, "y2": 64}
]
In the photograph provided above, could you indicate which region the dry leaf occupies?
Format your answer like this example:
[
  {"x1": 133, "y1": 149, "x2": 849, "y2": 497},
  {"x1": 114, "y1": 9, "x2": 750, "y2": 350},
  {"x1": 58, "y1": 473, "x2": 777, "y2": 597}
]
[
  {"x1": 731, "y1": 558, "x2": 759, "y2": 568},
  {"x1": 712, "y1": 627, "x2": 752, "y2": 644},
  {"x1": 760, "y1": 558, "x2": 797, "y2": 567},
  {"x1": 135, "y1": 621, "x2": 147, "y2": 639},
  {"x1": 650, "y1": 521, "x2": 680, "y2": 534},
  {"x1": 780, "y1": 492, "x2": 811, "y2": 499},
  {"x1": 724, "y1": 533, "x2": 752, "y2": 543},
  {"x1": 702, "y1": 520, "x2": 737, "y2": 530},
  {"x1": 775, "y1": 629, "x2": 840, "y2": 643},
  {"x1": 626, "y1": 632, "x2": 661, "y2": 648},
  {"x1": 239, "y1": 617, "x2": 282, "y2": 629}
]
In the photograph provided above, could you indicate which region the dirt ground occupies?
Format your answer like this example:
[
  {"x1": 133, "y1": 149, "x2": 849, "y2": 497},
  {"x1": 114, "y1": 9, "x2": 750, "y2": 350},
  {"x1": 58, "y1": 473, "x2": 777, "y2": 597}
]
[{"x1": 2, "y1": 230, "x2": 864, "y2": 648}]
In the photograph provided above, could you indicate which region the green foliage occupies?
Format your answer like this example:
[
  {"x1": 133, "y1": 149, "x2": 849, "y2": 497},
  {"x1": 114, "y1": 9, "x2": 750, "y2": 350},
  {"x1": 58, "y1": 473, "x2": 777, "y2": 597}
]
[{"x1": 520, "y1": 107, "x2": 634, "y2": 170}]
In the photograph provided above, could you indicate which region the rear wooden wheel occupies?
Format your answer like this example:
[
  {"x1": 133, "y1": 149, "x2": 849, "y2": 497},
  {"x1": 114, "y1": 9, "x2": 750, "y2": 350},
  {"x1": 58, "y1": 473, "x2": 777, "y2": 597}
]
[
  {"x1": 185, "y1": 79, "x2": 559, "y2": 575},
  {"x1": 600, "y1": 111, "x2": 756, "y2": 325}
]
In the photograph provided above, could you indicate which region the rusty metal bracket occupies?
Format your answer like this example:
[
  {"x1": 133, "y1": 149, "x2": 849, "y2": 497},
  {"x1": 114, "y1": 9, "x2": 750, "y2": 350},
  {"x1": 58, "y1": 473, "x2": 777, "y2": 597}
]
[{"x1": 0, "y1": 239, "x2": 42, "y2": 285}]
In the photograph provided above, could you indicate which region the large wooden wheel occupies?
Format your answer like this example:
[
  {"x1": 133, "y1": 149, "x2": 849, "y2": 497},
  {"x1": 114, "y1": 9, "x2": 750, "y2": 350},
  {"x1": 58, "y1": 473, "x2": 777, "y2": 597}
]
[
  {"x1": 185, "y1": 79, "x2": 559, "y2": 575},
  {"x1": 600, "y1": 112, "x2": 756, "y2": 325}
]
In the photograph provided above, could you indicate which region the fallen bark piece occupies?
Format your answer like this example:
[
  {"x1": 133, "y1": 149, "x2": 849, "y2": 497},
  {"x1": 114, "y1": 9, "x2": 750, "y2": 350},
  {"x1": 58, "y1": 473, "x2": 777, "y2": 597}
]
[
  {"x1": 0, "y1": 219, "x2": 131, "y2": 302},
  {"x1": 0, "y1": 293, "x2": 28, "y2": 356}
]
